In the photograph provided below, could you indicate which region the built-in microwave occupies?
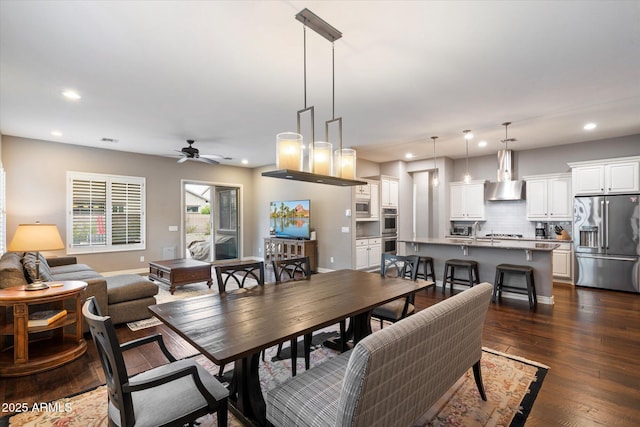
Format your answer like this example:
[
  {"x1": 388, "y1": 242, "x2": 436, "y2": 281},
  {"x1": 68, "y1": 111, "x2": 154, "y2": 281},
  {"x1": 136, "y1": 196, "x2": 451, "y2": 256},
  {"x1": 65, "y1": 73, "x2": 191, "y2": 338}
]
[{"x1": 355, "y1": 200, "x2": 371, "y2": 218}]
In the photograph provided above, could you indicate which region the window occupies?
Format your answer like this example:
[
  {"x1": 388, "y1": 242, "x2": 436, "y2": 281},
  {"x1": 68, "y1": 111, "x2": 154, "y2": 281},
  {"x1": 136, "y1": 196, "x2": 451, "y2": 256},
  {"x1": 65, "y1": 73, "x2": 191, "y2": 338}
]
[
  {"x1": 218, "y1": 189, "x2": 237, "y2": 231},
  {"x1": 67, "y1": 171, "x2": 145, "y2": 254}
]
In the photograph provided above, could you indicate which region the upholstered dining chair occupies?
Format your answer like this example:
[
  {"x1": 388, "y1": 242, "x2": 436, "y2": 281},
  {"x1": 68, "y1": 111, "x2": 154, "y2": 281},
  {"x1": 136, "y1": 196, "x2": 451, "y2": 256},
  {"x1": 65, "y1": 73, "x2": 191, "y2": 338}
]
[
  {"x1": 82, "y1": 297, "x2": 229, "y2": 427},
  {"x1": 214, "y1": 261, "x2": 265, "y2": 293},
  {"x1": 371, "y1": 253, "x2": 420, "y2": 329}
]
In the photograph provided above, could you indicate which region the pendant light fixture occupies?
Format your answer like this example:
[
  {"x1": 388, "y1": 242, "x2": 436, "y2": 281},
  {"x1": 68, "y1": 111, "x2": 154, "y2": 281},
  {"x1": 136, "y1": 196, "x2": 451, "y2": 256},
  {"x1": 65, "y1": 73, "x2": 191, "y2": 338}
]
[
  {"x1": 262, "y1": 8, "x2": 364, "y2": 186},
  {"x1": 430, "y1": 136, "x2": 439, "y2": 187},
  {"x1": 463, "y1": 130, "x2": 473, "y2": 183},
  {"x1": 500, "y1": 121, "x2": 516, "y2": 181}
]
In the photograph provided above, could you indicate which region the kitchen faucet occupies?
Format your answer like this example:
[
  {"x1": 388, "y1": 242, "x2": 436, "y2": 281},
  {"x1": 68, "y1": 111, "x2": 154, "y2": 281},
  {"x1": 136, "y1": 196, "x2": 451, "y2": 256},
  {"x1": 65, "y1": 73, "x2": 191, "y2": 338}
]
[{"x1": 472, "y1": 221, "x2": 479, "y2": 240}]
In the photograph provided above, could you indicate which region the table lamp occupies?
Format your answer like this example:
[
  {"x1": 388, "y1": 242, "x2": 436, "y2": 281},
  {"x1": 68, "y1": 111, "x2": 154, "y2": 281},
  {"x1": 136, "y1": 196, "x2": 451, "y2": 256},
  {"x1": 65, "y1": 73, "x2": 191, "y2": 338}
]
[{"x1": 8, "y1": 223, "x2": 65, "y2": 291}]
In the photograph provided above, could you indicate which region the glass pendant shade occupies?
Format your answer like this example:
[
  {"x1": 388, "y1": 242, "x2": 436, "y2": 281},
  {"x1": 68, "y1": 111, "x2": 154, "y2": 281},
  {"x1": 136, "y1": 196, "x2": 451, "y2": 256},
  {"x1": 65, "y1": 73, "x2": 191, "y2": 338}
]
[
  {"x1": 432, "y1": 174, "x2": 439, "y2": 187},
  {"x1": 311, "y1": 141, "x2": 333, "y2": 175},
  {"x1": 276, "y1": 132, "x2": 303, "y2": 171},
  {"x1": 334, "y1": 148, "x2": 356, "y2": 179}
]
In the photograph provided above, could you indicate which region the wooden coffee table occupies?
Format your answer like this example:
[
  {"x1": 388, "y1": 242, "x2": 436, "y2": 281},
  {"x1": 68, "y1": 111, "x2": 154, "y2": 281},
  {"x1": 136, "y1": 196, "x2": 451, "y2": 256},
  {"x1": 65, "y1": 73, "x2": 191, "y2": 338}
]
[{"x1": 148, "y1": 258, "x2": 213, "y2": 294}]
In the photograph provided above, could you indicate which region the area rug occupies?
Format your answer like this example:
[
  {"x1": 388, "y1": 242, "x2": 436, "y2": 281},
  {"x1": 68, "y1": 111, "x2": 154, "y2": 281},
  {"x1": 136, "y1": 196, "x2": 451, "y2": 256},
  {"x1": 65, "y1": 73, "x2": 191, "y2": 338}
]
[
  {"x1": 127, "y1": 280, "x2": 232, "y2": 331},
  {"x1": 6, "y1": 347, "x2": 547, "y2": 427}
]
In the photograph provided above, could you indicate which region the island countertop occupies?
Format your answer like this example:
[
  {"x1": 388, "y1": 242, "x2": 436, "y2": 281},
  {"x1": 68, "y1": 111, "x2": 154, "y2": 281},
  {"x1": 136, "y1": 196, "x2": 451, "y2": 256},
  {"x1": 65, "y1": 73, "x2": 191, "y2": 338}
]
[
  {"x1": 398, "y1": 238, "x2": 558, "y2": 304},
  {"x1": 399, "y1": 237, "x2": 560, "y2": 252}
]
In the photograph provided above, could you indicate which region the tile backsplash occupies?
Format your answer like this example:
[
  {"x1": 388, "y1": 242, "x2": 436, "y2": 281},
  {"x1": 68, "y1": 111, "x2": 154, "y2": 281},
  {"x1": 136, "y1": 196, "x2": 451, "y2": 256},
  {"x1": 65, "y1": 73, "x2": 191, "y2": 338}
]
[{"x1": 451, "y1": 200, "x2": 573, "y2": 239}]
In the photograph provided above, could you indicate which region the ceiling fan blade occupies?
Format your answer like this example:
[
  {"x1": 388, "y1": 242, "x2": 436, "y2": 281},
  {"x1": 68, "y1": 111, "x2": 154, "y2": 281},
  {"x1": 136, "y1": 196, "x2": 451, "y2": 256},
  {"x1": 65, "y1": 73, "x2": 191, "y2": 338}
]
[
  {"x1": 177, "y1": 156, "x2": 188, "y2": 163},
  {"x1": 197, "y1": 157, "x2": 219, "y2": 165},
  {"x1": 199, "y1": 154, "x2": 224, "y2": 159}
]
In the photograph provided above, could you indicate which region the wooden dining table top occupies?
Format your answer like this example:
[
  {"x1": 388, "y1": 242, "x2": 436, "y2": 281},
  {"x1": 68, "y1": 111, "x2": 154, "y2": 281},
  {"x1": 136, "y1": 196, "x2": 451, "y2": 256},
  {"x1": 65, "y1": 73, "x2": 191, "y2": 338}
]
[{"x1": 148, "y1": 269, "x2": 431, "y2": 365}]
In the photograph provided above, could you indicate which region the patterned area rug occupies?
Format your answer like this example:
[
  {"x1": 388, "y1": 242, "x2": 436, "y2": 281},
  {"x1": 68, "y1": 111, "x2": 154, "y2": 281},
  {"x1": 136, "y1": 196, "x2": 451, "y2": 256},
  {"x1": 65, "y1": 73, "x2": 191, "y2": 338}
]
[{"x1": 6, "y1": 346, "x2": 547, "y2": 427}]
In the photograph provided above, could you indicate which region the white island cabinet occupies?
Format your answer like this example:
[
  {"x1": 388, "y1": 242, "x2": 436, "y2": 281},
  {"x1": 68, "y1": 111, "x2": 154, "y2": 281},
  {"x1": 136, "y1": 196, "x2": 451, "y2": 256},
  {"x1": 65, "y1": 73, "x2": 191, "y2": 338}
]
[
  {"x1": 552, "y1": 242, "x2": 573, "y2": 284},
  {"x1": 524, "y1": 173, "x2": 572, "y2": 221},
  {"x1": 450, "y1": 180, "x2": 486, "y2": 220},
  {"x1": 569, "y1": 156, "x2": 640, "y2": 195}
]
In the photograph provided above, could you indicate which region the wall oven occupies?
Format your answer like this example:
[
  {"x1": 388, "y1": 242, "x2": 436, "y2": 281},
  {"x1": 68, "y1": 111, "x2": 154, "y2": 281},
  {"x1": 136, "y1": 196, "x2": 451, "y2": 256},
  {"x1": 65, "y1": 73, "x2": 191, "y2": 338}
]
[
  {"x1": 381, "y1": 207, "x2": 398, "y2": 235},
  {"x1": 355, "y1": 199, "x2": 371, "y2": 218},
  {"x1": 382, "y1": 235, "x2": 397, "y2": 255}
]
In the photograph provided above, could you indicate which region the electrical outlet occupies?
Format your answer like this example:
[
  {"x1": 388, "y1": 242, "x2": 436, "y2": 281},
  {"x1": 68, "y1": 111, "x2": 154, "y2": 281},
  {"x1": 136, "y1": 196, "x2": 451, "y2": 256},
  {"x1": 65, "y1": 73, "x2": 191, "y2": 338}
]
[
  {"x1": 330, "y1": 257, "x2": 334, "y2": 263},
  {"x1": 341, "y1": 226, "x2": 349, "y2": 233},
  {"x1": 139, "y1": 256, "x2": 144, "y2": 262}
]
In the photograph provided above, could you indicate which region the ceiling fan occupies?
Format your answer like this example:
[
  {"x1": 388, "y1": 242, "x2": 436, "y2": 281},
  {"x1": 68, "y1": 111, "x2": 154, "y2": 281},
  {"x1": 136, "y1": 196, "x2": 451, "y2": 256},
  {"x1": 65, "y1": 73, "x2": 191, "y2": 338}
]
[{"x1": 175, "y1": 140, "x2": 229, "y2": 165}]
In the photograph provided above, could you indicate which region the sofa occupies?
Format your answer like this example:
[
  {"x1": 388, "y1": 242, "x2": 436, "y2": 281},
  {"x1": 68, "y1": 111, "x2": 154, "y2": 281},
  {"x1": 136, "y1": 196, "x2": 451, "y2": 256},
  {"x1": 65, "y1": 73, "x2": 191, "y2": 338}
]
[
  {"x1": 0, "y1": 251, "x2": 158, "y2": 330},
  {"x1": 266, "y1": 282, "x2": 494, "y2": 427}
]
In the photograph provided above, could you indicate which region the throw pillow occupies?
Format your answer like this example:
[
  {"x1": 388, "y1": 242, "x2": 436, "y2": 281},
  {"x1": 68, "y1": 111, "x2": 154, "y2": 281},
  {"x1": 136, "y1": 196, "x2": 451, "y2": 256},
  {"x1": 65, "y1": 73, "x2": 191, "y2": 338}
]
[
  {"x1": 0, "y1": 252, "x2": 29, "y2": 289},
  {"x1": 22, "y1": 252, "x2": 54, "y2": 283}
]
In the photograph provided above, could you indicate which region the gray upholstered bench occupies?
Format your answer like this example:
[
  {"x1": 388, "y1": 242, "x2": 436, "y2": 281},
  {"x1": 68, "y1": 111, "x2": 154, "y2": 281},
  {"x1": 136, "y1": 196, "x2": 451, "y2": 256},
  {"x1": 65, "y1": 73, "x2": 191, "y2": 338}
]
[
  {"x1": 105, "y1": 274, "x2": 158, "y2": 325},
  {"x1": 266, "y1": 282, "x2": 494, "y2": 427}
]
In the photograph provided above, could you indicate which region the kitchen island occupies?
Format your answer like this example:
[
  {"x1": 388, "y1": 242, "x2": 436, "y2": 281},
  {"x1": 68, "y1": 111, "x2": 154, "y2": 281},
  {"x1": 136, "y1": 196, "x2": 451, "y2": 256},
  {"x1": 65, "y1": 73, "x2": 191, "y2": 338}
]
[{"x1": 398, "y1": 237, "x2": 559, "y2": 304}]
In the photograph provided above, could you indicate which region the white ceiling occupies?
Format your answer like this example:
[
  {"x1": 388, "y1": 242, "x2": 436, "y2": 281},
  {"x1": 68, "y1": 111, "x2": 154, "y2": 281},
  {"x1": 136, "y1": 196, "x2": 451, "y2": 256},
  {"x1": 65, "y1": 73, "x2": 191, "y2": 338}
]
[{"x1": 1, "y1": 1, "x2": 639, "y2": 168}]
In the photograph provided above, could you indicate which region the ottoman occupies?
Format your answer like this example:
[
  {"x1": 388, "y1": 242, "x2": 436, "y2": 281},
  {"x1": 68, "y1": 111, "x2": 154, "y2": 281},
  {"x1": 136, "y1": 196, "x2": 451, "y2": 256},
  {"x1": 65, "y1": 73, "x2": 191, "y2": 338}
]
[{"x1": 105, "y1": 274, "x2": 159, "y2": 325}]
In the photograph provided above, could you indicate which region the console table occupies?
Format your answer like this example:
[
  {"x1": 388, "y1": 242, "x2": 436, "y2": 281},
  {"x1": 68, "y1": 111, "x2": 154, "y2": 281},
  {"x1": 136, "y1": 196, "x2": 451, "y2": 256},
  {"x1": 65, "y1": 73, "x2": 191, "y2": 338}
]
[
  {"x1": 0, "y1": 281, "x2": 87, "y2": 377},
  {"x1": 263, "y1": 237, "x2": 318, "y2": 272}
]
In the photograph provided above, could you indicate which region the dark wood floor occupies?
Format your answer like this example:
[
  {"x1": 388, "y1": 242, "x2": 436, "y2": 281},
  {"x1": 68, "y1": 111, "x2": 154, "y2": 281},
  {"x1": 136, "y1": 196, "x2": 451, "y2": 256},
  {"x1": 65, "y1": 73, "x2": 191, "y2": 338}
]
[{"x1": 1, "y1": 282, "x2": 639, "y2": 426}]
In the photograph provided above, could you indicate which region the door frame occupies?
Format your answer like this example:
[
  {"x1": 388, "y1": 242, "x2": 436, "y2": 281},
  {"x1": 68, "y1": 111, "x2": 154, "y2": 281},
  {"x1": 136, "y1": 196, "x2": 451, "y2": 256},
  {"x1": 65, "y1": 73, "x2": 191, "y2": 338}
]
[{"x1": 180, "y1": 179, "x2": 243, "y2": 262}]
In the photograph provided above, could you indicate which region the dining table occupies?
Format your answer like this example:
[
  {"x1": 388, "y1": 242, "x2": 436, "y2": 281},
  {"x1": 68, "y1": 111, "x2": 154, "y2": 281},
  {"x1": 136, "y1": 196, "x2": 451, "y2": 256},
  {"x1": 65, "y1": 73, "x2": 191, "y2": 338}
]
[{"x1": 148, "y1": 268, "x2": 432, "y2": 426}]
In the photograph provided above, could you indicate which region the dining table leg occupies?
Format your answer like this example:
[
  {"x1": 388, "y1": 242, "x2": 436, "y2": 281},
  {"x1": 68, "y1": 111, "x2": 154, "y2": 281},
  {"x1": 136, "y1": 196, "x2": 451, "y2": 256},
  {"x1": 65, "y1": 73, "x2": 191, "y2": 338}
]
[{"x1": 231, "y1": 352, "x2": 266, "y2": 426}]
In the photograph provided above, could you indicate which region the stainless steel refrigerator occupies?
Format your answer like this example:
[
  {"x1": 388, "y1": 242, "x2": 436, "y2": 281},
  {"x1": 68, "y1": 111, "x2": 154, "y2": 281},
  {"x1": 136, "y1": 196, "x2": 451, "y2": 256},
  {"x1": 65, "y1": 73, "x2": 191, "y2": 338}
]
[{"x1": 573, "y1": 194, "x2": 640, "y2": 293}]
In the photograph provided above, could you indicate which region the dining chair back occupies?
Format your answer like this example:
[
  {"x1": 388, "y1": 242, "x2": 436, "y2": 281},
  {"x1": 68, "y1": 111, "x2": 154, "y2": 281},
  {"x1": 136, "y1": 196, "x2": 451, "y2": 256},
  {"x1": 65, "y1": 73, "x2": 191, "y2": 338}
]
[
  {"x1": 272, "y1": 256, "x2": 311, "y2": 283},
  {"x1": 82, "y1": 297, "x2": 229, "y2": 427},
  {"x1": 372, "y1": 254, "x2": 420, "y2": 328},
  {"x1": 215, "y1": 261, "x2": 265, "y2": 292}
]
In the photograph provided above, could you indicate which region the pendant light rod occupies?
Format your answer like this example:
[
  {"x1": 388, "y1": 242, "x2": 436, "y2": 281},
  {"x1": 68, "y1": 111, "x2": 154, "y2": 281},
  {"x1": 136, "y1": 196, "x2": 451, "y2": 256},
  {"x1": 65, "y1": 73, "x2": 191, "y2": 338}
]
[
  {"x1": 430, "y1": 136, "x2": 438, "y2": 169},
  {"x1": 463, "y1": 130, "x2": 472, "y2": 183}
]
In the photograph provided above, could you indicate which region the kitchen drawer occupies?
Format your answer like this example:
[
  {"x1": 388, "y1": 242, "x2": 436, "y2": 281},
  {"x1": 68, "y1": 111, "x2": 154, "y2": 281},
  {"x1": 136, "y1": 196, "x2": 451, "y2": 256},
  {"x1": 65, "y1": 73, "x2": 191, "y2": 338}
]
[
  {"x1": 368, "y1": 238, "x2": 381, "y2": 245},
  {"x1": 356, "y1": 239, "x2": 369, "y2": 247}
]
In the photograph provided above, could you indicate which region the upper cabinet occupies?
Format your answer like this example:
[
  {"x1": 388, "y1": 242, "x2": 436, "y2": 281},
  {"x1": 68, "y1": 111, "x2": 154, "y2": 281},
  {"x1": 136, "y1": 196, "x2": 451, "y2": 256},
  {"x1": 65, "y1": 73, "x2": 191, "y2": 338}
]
[
  {"x1": 569, "y1": 157, "x2": 640, "y2": 196},
  {"x1": 450, "y1": 180, "x2": 486, "y2": 220},
  {"x1": 355, "y1": 182, "x2": 371, "y2": 199},
  {"x1": 381, "y1": 177, "x2": 399, "y2": 207},
  {"x1": 523, "y1": 173, "x2": 572, "y2": 220},
  {"x1": 369, "y1": 182, "x2": 380, "y2": 219}
]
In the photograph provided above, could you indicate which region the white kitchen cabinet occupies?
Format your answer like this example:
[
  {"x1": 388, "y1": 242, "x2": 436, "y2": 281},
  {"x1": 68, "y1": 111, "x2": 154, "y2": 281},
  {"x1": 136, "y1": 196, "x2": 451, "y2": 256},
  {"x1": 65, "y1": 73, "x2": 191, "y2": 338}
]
[
  {"x1": 381, "y1": 178, "x2": 399, "y2": 207},
  {"x1": 369, "y1": 182, "x2": 380, "y2": 219},
  {"x1": 570, "y1": 157, "x2": 640, "y2": 195},
  {"x1": 552, "y1": 242, "x2": 573, "y2": 283},
  {"x1": 355, "y1": 182, "x2": 371, "y2": 199},
  {"x1": 449, "y1": 181, "x2": 486, "y2": 220},
  {"x1": 524, "y1": 173, "x2": 572, "y2": 220},
  {"x1": 355, "y1": 238, "x2": 381, "y2": 270}
]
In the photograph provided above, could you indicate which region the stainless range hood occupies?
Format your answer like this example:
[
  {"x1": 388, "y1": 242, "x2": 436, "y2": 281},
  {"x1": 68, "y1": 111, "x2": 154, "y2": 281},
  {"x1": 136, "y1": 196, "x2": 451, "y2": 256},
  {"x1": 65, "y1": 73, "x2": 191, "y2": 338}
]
[{"x1": 485, "y1": 149, "x2": 526, "y2": 201}]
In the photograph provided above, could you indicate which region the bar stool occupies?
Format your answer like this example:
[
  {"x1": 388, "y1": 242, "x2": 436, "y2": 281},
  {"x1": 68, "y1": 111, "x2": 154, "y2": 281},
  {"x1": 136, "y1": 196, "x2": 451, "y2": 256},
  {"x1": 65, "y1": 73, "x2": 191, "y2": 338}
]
[
  {"x1": 493, "y1": 264, "x2": 537, "y2": 309},
  {"x1": 403, "y1": 256, "x2": 436, "y2": 283},
  {"x1": 442, "y1": 259, "x2": 480, "y2": 292}
]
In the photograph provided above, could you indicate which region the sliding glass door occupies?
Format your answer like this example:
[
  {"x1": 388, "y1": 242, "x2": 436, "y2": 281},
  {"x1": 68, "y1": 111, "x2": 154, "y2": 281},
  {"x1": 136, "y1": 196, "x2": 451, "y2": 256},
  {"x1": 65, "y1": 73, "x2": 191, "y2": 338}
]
[{"x1": 183, "y1": 182, "x2": 239, "y2": 262}]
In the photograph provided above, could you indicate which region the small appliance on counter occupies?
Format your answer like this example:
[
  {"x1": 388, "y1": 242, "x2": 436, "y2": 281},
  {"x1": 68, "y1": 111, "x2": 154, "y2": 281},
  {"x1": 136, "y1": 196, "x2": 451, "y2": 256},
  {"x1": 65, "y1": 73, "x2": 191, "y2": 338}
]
[
  {"x1": 450, "y1": 225, "x2": 472, "y2": 236},
  {"x1": 535, "y1": 222, "x2": 547, "y2": 239}
]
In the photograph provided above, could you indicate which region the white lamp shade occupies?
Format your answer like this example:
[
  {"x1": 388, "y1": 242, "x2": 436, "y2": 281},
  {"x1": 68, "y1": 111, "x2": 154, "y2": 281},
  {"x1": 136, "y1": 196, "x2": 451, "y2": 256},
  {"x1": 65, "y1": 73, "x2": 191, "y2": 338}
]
[
  {"x1": 276, "y1": 132, "x2": 303, "y2": 171},
  {"x1": 311, "y1": 141, "x2": 333, "y2": 175},
  {"x1": 334, "y1": 148, "x2": 356, "y2": 179},
  {"x1": 8, "y1": 224, "x2": 64, "y2": 252}
]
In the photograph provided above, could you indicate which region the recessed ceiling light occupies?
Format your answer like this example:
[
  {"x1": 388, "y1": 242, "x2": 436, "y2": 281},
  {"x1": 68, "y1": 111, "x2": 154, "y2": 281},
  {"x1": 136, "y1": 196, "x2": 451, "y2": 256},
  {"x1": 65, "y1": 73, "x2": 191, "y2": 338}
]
[
  {"x1": 405, "y1": 153, "x2": 414, "y2": 159},
  {"x1": 241, "y1": 159, "x2": 249, "y2": 165},
  {"x1": 478, "y1": 140, "x2": 487, "y2": 147},
  {"x1": 50, "y1": 130, "x2": 63, "y2": 137},
  {"x1": 62, "y1": 90, "x2": 81, "y2": 100},
  {"x1": 584, "y1": 123, "x2": 597, "y2": 130}
]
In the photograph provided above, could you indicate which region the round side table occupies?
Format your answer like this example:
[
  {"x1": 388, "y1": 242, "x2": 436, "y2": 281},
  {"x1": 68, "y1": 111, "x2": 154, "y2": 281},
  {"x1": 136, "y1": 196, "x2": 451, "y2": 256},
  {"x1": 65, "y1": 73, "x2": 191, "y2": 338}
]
[{"x1": 0, "y1": 280, "x2": 87, "y2": 377}]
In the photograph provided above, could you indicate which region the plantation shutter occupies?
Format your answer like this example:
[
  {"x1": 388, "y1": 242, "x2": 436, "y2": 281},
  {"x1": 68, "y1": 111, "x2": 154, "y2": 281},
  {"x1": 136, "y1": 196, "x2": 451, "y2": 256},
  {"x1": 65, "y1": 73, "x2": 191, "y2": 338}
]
[
  {"x1": 71, "y1": 178, "x2": 107, "y2": 248},
  {"x1": 67, "y1": 172, "x2": 145, "y2": 253},
  {"x1": 111, "y1": 181, "x2": 142, "y2": 245}
]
